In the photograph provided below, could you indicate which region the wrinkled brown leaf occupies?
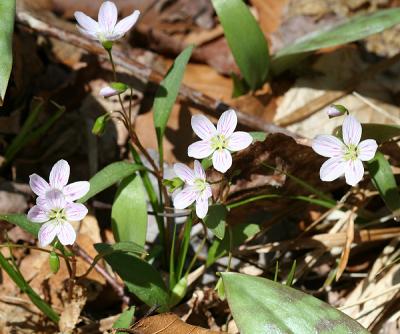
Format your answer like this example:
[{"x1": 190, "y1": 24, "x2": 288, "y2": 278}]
[{"x1": 58, "y1": 284, "x2": 87, "y2": 333}]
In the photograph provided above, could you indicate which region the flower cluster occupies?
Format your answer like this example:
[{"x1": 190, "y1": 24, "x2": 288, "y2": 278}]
[
  {"x1": 312, "y1": 115, "x2": 378, "y2": 186},
  {"x1": 28, "y1": 160, "x2": 90, "y2": 247},
  {"x1": 173, "y1": 109, "x2": 253, "y2": 218}
]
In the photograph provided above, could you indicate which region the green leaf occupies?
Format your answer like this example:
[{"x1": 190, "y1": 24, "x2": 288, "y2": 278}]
[
  {"x1": 249, "y1": 131, "x2": 267, "y2": 142},
  {"x1": 153, "y1": 45, "x2": 194, "y2": 157},
  {"x1": 203, "y1": 204, "x2": 227, "y2": 240},
  {"x1": 78, "y1": 162, "x2": 143, "y2": 203},
  {"x1": 111, "y1": 174, "x2": 147, "y2": 246},
  {"x1": 222, "y1": 272, "x2": 370, "y2": 334},
  {"x1": 169, "y1": 275, "x2": 188, "y2": 308},
  {"x1": 211, "y1": 0, "x2": 269, "y2": 90},
  {"x1": 94, "y1": 241, "x2": 146, "y2": 257},
  {"x1": 360, "y1": 123, "x2": 400, "y2": 143},
  {"x1": 0, "y1": 0, "x2": 15, "y2": 105},
  {"x1": 285, "y1": 260, "x2": 296, "y2": 286},
  {"x1": 94, "y1": 243, "x2": 170, "y2": 312},
  {"x1": 0, "y1": 214, "x2": 39, "y2": 236},
  {"x1": 113, "y1": 306, "x2": 135, "y2": 331},
  {"x1": 366, "y1": 151, "x2": 400, "y2": 213}
]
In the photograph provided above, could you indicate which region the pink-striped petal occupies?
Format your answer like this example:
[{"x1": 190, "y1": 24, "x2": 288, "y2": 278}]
[
  {"x1": 63, "y1": 181, "x2": 90, "y2": 202},
  {"x1": 191, "y1": 115, "x2": 217, "y2": 140},
  {"x1": 227, "y1": 131, "x2": 253, "y2": 151},
  {"x1": 312, "y1": 135, "x2": 345, "y2": 158},
  {"x1": 173, "y1": 163, "x2": 195, "y2": 184},
  {"x1": 76, "y1": 25, "x2": 98, "y2": 39},
  {"x1": 46, "y1": 190, "x2": 66, "y2": 210},
  {"x1": 98, "y1": 1, "x2": 118, "y2": 32},
  {"x1": 344, "y1": 159, "x2": 364, "y2": 186},
  {"x1": 319, "y1": 157, "x2": 346, "y2": 182},
  {"x1": 38, "y1": 221, "x2": 60, "y2": 247},
  {"x1": 357, "y1": 139, "x2": 378, "y2": 161},
  {"x1": 193, "y1": 160, "x2": 206, "y2": 180},
  {"x1": 217, "y1": 109, "x2": 237, "y2": 137},
  {"x1": 57, "y1": 222, "x2": 77, "y2": 245},
  {"x1": 74, "y1": 11, "x2": 99, "y2": 32},
  {"x1": 49, "y1": 160, "x2": 70, "y2": 189},
  {"x1": 27, "y1": 205, "x2": 49, "y2": 223},
  {"x1": 173, "y1": 186, "x2": 197, "y2": 209},
  {"x1": 114, "y1": 10, "x2": 140, "y2": 35},
  {"x1": 65, "y1": 203, "x2": 88, "y2": 221},
  {"x1": 29, "y1": 174, "x2": 50, "y2": 197},
  {"x1": 212, "y1": 149, "x2": 232, "y2": 173},
  {"x1": 342, "y1": 115, "x2": 362, "y2": 146},
  {"x1": 195, "y1": 195, "x2": 209, "y2": 219},
  {"x1": 188, "y1": 140, "x2": 214, "y2": 159}
]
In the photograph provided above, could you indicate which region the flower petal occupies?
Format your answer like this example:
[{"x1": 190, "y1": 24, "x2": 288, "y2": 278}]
[
  {"x1": 63, "y1": 181, "x2": 90, "y2": 202},
  {"x1": 27, "y1": 205, "x2": 49, "y2": 223},
  {"x1": 46, "y1": 189, "x2": 66, "y2": 209},
  {"x1": 29, "y1": 174, "x2": 50, "y2": 197},
  {"x1": 193, "y1": 160, "x2": 206, "y2": 180},
  {"x1": 195, "y1": 195, "x2": 209, "y2": 219},
  {"x1": 227, "y1": 131, "x2": 253, "y2": 151},
  {"x1": 38, "y1": 221, "x2": 60, "y2": 247},
  {"x1": 357, "y1": 139, "x2": 378, "y2": 161},
  {"x1": 74, "y1": 11, "x2": 99, "y2": 32},
  {"x1": 191, "y1": 115, "x2": 217, "y2": 140},
  {"x1": 342, "y1": 115, "x2": 362, "y2": 146},
  {"x1": 345, "y1": 159, "x2": 364, "y2": 186},
  {"x1": 173, "y1": 186, "x2": 197, "y2": 209},
  {"x1": 114, "y1": 10, "x2": 140, "y2": 35},
  {"x1": 57, "y1": 222, "x2": 77, "y2": 245},
  {"x1": 98, "y1": 1, "x2": 118, "y2": 32},
  {"x1": 75, "y1": 25, "x2": 98, "y2": 40},
  {"x1": 212, "y1": 149, "x2": 232, "y2": 173},
  {"x1": 173, "y1": 163, "x2": 195, "y2": 184},
  {"x1": 312, "y1": 135, "x2": 345, "y2": 158},
  {"x1": 188, "y1": 140, "x2": 214, "y2": 159},
  {"x1": 320, "y1": 157, "x2": 346, "y2": 182},
  {"x1": 217, "y1": 109, "x2": 237, "y2": 137},
  {"x1": 49, "y1": 159, "x2": 70, "y2": 189},
  {"x1": 65, "y1": 203, "x2": 88, "y2": 221}
]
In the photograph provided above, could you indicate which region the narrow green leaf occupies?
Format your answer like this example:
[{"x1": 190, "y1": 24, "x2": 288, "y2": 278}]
[
  {"x1": 111, "y1": 174, "x2": 147, "y2": 246},
  {"x1": 78, "y1": 162, "x2": 144, "y2": 203},
  {"x1": 0, "y1": 214, "x2": 39, "y2": 236},
  {"x1": 94, "y1": 243, "x2": 170, "y2": 312},
  {"x1": 367, "y1": 151, "x2": 400, "y2": 213},
  {"x1": 176, "y1": 216, "x2": 192, "y2": 282},
  {"x1": 360, "y1": 123, "x2": 400, "y2": 143},
  {"x1": 153, "y1": 45, "x2": 194, "y2": 155},
  {"x1": 285, "y1": 260, "x2": 296, "y2": 286},
  {"x1": 94, "y1": 242, "x2": 146, "y2": 257},
  {"x1": 249, "y1": 131, "x2": 267, "y2": 142},
  {"x1": 211, "y1": 0, "x2": 269, "y2": 90},
  {"x1": 0, "y1": 0, "x2": 15, "y2": 105},
  {"x1": 275, "y1": 8, "x2": 400, "y2": 59},
  {"x1": 113, "y1": 306, "x2": 135, "y2": 331},
  {"x1": 222, "y1": 273, "x2": 370, "y2": 334},
  {"x1": 203, "y1": 204, "x2": 227, "y2": 240},
  {"x1": 169, "y1": 275, "x2": 188, "y2": 308}
]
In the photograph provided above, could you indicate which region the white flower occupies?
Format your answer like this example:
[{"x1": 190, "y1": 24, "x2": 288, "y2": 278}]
[
  {"x1": 188, "y1": 109, "x2": 253, "y2": 173},
  {"x1": 27, "y1": 190, "x2": 88, "y2": 246},
  {"x1": 312, "y1": 115, "x2": 378, "y2": 186},
  {"x1": 173, "y1": 161, "x2": 212, "y2": 219},
  {"x1": 74, "y1": 1, "x2": 140, "y2": 43},
  {"x1": 29, "y1": 160, "x2": 90, "y2": 203}
]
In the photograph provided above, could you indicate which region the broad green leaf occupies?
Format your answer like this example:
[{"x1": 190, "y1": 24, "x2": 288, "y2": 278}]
[
  {"x1": 153, "y1": 45, "x2": 193, "y2": 159},
  {"x1": 275, "y1": 8, "x2": 400, "y2": 59},
  {"x1": 203, "y1": 204, "x2": 227, "y2": 240},
  {"x1": 0, "y1": 0, "x2": 15, "y2": 105},
  {"x1": 211, "y1": 0, "x2": 269, "y2": 90},
  {"x1": 94, "y1": 241, "x2": 146, "y2": 257},
  {"x1": 222, "y1": 273, "x2": 370, "y2": 334},
  {"x1": 367, "y1": 151, "x2": 400, "y2": 213},
  {"x1": 206, "y1": 222, "x2": 260, "y2": 267},
  {"x1": 0, "y1": 214, "x2": 39, "y2": 236},
  {"x1": 111, "y1": 174, "x2": 147, "y2": 246},
  {"x1": 113, "y1": 306, "x2": 135, "y2": 331},
  {"x1": 94, "y1": 243, "x2": 170, "y2": 312},
  {"x1": 78, "y1": 162, "x2": 143, "y2": 203},
  {"x1": 249, "y1": 131, "x2": 267, "y2": 142},
  {"x1": 360, "y1": 123, "x2": 400, "y2": 143}
]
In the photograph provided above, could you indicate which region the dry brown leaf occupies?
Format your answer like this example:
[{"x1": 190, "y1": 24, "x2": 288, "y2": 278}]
[
  {"x1": 336, "y1": 212, "x2": 355, "y2": 281},
  {"x1": 128, "y1": 313, "x2": 223, "y2": 334},
  {"x1": 58, "y1": 284, "x2": 87, "y2": 333}
]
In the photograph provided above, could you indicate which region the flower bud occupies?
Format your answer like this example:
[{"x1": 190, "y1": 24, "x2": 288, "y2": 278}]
[
  {"x1": 101, "y1": 40, "x2": 113, "y2": 50},
  {"x1": 49, "y1": 251, "x2": 60, "y2": 274},
  {"x1": 325, "y1": 104, "x2": 348, "y2": 118},
  {"x1": 163, "y1": 177, "x2": 184, "y2": 193},
  {"x1": 100, "y1": 82, "x2": 128, "y2": 98},
  {"x1": 92, "y1": 114, "x2": 109, "y2": 136}
]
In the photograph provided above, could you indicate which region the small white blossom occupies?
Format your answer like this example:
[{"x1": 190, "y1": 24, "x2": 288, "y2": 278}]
[
  {"x1": 312, "y1": 115, "x2": 378, "y2": 186},
  {"x1": 188, "y1": 109, "x2": 253, "y2": 173},
  {"x1": 173, "y1": 161, "x2": 212, "y2": 219},
  {"x1": 29, "y1": 160, "x2": 90, "y2": 203},
  {"x1": 27, "y1": 190, "x2": 88, "y2": 246},
  {"x1": 74, "y1": 1, "x2": 140, "y2": 44}
]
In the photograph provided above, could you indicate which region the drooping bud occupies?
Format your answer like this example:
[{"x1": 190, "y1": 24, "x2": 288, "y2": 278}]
[
  {"x1": 163, "y1": 177, "x2": 184, "y2": 193},
  {"x1": 92, "y1": 114, "x2": 109, "y2": 136},
  {"x1": 325, "y1": 104, "x2": 348, "y2": 118},
  {"x1": 49, "y1": 251, "x2": 60, "y2": 274},
  {"x1": 99, "y1": 82, "x2": 128, "y2": 98}
]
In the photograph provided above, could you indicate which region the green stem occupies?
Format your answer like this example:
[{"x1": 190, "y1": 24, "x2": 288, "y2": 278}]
[
  {"x1": 169, "y1": 223, "x2": 178, "y2": 289},
  {"x1": 176, "y1": 215, "x2": 193, "y2": 281}
]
